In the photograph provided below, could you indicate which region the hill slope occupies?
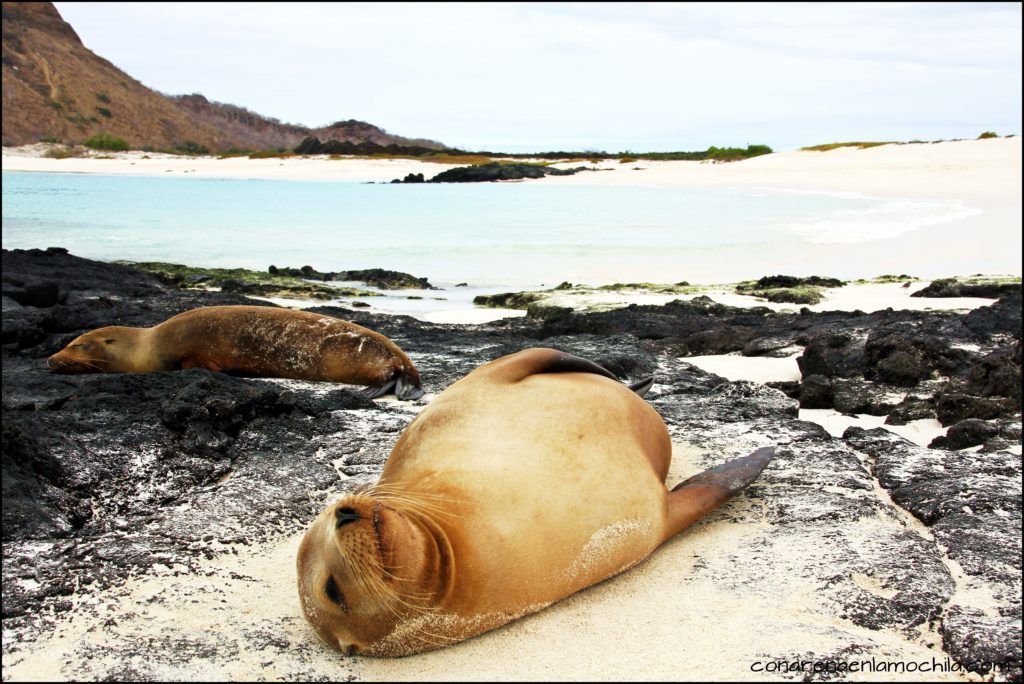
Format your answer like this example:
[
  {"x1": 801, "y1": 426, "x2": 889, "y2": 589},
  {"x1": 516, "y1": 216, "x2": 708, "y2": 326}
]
[{"x1": 1, "y1": 2, "x2": 443, "y2": 151}]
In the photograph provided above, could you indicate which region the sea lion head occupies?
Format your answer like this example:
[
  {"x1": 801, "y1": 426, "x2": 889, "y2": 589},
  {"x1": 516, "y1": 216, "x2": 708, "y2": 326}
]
[
  {"x1": 47, "y1": 326, "x2": 142, "y2": 374},
  {"x1": 296, "y1": 489, "x2": 452, "y2": 655}
]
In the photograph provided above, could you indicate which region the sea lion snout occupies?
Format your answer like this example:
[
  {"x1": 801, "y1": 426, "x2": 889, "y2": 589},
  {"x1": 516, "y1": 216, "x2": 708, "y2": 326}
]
[
  {"x1": 47, "y1": 350, "x2": 83, "y2": 373},
  {"x1": 335, "y1": 506, "x2": 361, "y2": 528}
]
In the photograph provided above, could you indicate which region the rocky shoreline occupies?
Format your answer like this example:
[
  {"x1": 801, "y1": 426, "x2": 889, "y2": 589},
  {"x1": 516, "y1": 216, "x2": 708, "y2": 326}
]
[{"x1": 2, "y1": 247, "x2": 1021, "y2": 680}]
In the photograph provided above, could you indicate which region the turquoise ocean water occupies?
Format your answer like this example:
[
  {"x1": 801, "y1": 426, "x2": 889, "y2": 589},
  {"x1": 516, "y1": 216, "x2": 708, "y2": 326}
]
[{"x1": 2, "y1": 171, "x2": 981, "y2": 291}]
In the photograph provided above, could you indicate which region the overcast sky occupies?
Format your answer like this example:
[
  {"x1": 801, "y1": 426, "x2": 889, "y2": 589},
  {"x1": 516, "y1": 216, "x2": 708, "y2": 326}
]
[{"x1": 55, "y1": 2, "x2": 1022, "y2": 152}]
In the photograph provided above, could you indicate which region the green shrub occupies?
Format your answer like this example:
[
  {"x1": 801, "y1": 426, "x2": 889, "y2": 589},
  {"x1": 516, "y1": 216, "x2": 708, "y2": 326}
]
[
  {"x1": 44, "y1": 145, "x2": 84, "y2": 159},
  {"x1": 94, "y1": 92, "x2": 111, "y2": 103},
  {"x1": 83, "y1": 132, "x2": 129, "y2": 151},
  {"x1": 801, "y1": 141, "x2": 891, "y2": 151},
  {"x1": 977, "y1": 131, "x2": 999, "y2": 139},
  {"x1": 96, "y1": 107, "x2": 112, "y2": 118},
  {"x1": 173, "y1": 140, "x2": 209, "y2": 155}
]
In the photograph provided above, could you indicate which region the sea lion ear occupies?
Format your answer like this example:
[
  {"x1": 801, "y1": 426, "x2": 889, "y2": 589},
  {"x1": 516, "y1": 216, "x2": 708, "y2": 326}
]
[{"x1": 493, "y1": 348, "x2": 621, "y2": 383}]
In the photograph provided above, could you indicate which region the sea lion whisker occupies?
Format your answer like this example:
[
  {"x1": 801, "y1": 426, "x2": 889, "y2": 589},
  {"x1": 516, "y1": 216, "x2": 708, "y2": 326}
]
[
  {"x1": 370, "y1": 492, "x2": 464, "y2": 520},
  {"x1": 367, "y1": 483, "x2": 467, "y2": 505}
]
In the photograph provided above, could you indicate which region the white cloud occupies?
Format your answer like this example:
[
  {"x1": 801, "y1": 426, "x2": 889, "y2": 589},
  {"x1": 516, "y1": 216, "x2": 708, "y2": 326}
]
[{"x1": 54, "y1": 2, "x2": 1022, "y2": 150}]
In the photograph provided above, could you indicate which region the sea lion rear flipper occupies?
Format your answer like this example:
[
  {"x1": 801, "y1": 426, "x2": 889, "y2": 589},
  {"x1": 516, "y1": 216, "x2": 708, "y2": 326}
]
[
  {"x1": 627, "y1": 376, "x2": 654, "y2": 397},
  {"x1": 664, "y1": 447, "x2": 774, "y2": 540},
  {"x1": 359, "y1": 379, "x2": 397, "y2": 399},
  {"x1": 395, "y1": 373, "x2": 424, "y2": 401}
]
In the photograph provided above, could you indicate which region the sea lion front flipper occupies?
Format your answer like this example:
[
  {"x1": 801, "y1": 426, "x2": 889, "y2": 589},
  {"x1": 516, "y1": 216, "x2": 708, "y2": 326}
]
[
  {"x1": 663, "y1": 447, "x2": 774, "y2": 540},
  {"x1": 359, "y1": 379, "x2": 397, "y2": 399}
]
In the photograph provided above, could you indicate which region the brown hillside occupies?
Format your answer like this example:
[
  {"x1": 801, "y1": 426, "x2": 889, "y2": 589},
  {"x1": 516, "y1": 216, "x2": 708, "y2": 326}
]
[
  {"x1": 1, "y1": 2, "x2": 444, "y2": 151},
  {"x1": 2, "y1": 2, "x2": 239, "y2": 149}
]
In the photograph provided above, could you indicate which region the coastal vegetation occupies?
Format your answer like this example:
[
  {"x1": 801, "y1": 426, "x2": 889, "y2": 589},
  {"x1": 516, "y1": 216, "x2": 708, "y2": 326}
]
[
  {"x1": 854, "y1": 274, "x2": 916, "y2": 284},
  {"x1": 173, "y1": 140, "x2": 211, "y2": 155},
  {"x1": 803, "y1": 133, "x2": 1010, "y2": 151},
  {"x1": 42, "y1": 145, "x2": 85, "y2": 159},
  {"x1": 82, "y1": 132, "x2": 129, "y2": 151},
  {"x1": 121, "y1": 262, "x2": 378, "y2": 300},
  {"x1": 295, "y1": 136, "x2": 773, "y2": 164},
  {"x1": 801, "y1": 141, "x2": 892, "y2": 151},
  {"x1": 596, "y1": 281, "x2": 697, "y2": 294},
  {"x1": 911, "y1": 276, "x2": 1021, "y2": 299},
  {"x1": 735, "y1": 275, "x2": 845, "y2": 305}
]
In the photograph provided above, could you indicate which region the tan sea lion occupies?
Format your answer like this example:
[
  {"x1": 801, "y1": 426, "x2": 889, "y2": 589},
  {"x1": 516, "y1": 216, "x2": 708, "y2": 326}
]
[
  {"x1": 296, "y1": 347, "x2": 773, "y2": 656},
  {"x1": 46, "y1": 305, "x2": 423, "y2": 400}
]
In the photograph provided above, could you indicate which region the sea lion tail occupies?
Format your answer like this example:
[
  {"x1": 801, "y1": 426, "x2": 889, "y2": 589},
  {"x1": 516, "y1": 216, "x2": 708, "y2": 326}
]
[{"x1": 663, "y1": 447, "x2": 774, "y2": 540}]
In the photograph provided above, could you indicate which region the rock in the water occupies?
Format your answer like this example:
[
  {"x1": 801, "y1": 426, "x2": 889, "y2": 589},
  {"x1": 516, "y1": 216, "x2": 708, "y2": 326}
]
[{"x1": 402, "y1": 162, "x2": 589, "y2": 183}]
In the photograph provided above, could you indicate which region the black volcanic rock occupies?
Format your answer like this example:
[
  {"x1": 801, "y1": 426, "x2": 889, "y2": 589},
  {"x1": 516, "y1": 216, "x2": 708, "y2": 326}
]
[
  {"x1": 885, "y1": 398, "x2": 935, "y2": 425},
  {"x1": 831, "y1": 378, "x2": 899, "y2": 415},
  {"x1": 391, "y1": 172, "x2": 425, "y2": 184},
  {"x1": 935, "y1": 392, "x2": 1018, "y2": 427},
  {"x1": 393, "y1": 162, "x2": 589, "y2": 183},
  {"x1": 739, "y1": 275, "x2": 844, "y2": 290},
  {"x1": 964, "y1": 291, "x2": 1023, "y2": 336},
  {"x1": 268, "y1": 265, "x2": 435, "y2": 290},
  {"x1": 797, "y1": 332, "x2": 865, "y2": 379},
  {"x1": 929, "y1": 418, "x2": 1000, "y2": 450},
  {"x1": 798, "y1": 374, "x2": 833, "y2": 408},
  {"x1": 965, "y1": 341, "x2": 1022, "y2": 404}
]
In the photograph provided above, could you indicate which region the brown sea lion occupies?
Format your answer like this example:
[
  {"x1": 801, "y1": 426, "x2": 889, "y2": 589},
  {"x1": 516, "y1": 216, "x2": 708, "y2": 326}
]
[
  {"x1": 47, "y1": 305, "x2": 423, "y2": 400},
  {"x1": 296, "y1": 347, "x2": 773, "y2": 656}
]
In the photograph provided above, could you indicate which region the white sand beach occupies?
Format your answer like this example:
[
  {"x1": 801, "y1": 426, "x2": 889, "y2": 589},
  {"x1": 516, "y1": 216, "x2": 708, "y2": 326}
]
[
  {"x1": 6, "y1": 138, "x2": 1020, "y2": 284},
  {"x1": 4, "y1": 138, "x2": 1020, "y2": 205}
]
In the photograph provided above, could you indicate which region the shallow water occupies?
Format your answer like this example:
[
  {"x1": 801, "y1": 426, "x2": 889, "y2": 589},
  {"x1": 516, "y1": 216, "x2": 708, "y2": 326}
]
[{"x1": 1, "y1": 171, "x2": 981, "y2": 289}]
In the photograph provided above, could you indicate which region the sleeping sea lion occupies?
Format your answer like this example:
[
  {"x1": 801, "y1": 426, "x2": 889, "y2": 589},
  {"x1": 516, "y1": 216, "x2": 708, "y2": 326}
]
[
  {"x1": 296, "y1": 347, "x2": 773, "y2": 655},
  {"x1": 47, "y1": 305, "x2": 423, "y2": 400}
]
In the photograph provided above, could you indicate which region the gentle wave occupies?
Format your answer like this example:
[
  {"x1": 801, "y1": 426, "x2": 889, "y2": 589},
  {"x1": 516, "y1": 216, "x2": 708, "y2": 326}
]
[{"x1": 766, "y1": 199, "x2": 982, "y2": 244}]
